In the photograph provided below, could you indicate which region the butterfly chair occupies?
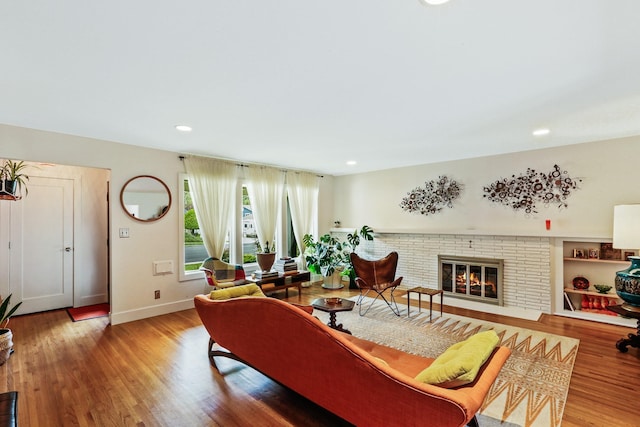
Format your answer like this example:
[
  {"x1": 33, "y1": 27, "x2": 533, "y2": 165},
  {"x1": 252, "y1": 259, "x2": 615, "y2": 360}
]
[{"x1": 350, "y1": 252, "x2": 403, "y2": 316}]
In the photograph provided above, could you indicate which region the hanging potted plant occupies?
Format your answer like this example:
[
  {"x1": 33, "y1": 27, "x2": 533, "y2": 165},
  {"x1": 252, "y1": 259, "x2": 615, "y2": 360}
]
[
  {"x1": 0, "y1": 159, "x2": 30, "y2": 197},
  {"x1": 255, "y1": 240, "x2": 276, "y2": 272},
  {"x1": 0, "y1": 294, "x2": 22, "y2": 365}
]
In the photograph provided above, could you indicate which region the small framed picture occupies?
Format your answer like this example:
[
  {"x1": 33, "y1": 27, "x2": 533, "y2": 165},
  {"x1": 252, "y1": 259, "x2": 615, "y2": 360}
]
[
  {"x1": 601, "y1": 243, "x2": 622, "y2": 260},
  {"x1": 588, "y1": 249, "x2": 599, "y2": 259},
  {"x1": 573, "y1": 249, "x2": 586, "y2": 259}
]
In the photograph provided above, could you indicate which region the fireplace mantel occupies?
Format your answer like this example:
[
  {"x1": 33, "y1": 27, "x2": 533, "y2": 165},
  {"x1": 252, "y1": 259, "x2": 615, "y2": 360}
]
[{"x1": 332, "y1": 227, "x2": 611, "y2": 240}]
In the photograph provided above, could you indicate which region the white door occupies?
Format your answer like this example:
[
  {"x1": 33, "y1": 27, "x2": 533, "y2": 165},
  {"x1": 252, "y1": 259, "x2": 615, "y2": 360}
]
[{"x1": 9, "y1": 176, "x2": 74, "y2": 314}]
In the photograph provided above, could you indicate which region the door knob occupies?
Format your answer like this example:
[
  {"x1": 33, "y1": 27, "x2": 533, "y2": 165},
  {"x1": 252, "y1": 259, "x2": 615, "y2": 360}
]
[{"x1": 65, "y1": 247, "x2": 72, "y2": 252}]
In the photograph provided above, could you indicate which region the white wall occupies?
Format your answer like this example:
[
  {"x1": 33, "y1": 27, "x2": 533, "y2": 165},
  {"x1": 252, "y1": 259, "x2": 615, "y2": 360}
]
[
  {"x1": 332, "y1": 136, "x2": 640, "y2": 238},
  {"x1": 22, "y1": 162, "x2": 111, "y2": 307},
  {"x1": 317, "y1": 174, "x2": 335, "y2": 236},
  {"x1": 0, "y1": 124, "x2": 197, "y2": 324},
  {"x1": 0, "y1": 123, "x2": 337, "y2": 324},
  {"x1": 330, "y1": 136, "x2": 640, "y2": 320},
  {"x1": 3, "y1": 122, "x2": 637, "y2": 324}
]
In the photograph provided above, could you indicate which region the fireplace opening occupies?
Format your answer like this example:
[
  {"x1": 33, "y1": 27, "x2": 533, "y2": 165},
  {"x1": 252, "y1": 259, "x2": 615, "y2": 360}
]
[{"x1": 438, "y1": 255, "x2": 503, "y2": 306}]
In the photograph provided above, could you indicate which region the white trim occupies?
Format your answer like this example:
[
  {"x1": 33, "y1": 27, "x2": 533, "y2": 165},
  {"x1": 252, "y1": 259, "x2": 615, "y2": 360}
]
[{"x1": 110, "y1": 298, "x2": 195, "y2": 325}]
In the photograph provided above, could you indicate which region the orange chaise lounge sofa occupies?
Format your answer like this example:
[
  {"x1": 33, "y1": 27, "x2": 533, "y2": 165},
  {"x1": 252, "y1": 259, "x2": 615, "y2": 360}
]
[{"x1": 194, "y1": 284, "x2": 511, "y2": 427}]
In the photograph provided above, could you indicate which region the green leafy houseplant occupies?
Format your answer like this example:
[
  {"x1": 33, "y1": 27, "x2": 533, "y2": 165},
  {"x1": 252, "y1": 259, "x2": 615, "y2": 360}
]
[
  {"x1": 0, "y1": 294, "x2": 22, "y2": 330},
  {"x1": 1, "y1": 159, "x2": 30, "y2": 196},
  {"x1": 0, "y1": 294, "x2": 22, "y2": 365},
  {"x1": 255, "y1": 240, "x2": 275, "y2": 253},
  {"x1": 303, "y1": 225, "x2": 374, "y2": 278}
]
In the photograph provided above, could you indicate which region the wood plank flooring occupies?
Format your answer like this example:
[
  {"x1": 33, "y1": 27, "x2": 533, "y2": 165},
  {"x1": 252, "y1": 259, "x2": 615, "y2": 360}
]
[{"x1": 1, "y1": 285, "x2": 638, "y2": 426}]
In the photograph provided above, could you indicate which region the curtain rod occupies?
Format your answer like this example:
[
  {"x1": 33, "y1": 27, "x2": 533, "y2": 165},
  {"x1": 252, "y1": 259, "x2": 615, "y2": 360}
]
[{"x1": 179, "y1": 155, "x2": 323, "y2": 178}]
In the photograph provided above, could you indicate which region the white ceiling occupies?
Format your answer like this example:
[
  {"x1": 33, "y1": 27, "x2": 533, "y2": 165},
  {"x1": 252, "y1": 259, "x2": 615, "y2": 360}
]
[{"x1": 2, "y1": 1, "x2": 640, "y2": 176}]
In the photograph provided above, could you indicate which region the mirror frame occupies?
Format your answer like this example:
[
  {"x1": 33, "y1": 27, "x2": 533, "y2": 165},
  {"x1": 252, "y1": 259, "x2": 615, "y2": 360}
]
[{"x1": 120, "y1": 175, "x2": 172, "y2": 222}]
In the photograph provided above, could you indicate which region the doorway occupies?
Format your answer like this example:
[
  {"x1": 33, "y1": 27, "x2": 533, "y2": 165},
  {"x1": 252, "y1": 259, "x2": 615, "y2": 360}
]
[{"x1": 0, "y1": 161, "x2": 110, "y2": 314}]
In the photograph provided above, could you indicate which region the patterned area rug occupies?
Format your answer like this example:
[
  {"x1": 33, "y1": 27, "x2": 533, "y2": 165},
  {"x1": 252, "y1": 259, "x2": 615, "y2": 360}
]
[{"x1": 314, "y1": 298, "x2": 579, "y2": 427}]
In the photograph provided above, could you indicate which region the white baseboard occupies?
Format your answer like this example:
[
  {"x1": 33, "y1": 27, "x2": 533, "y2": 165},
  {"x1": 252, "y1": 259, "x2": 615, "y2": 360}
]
[{"x1": 110, "y1": 298, "x2": 195, "y2": 325}]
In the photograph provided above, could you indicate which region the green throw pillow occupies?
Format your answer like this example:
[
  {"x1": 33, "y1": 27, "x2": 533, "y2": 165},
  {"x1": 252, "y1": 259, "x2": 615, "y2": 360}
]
[
  {"x1": 209, "y1": 284, "x2": 264, "y2": 300},
  {"x1": 415, "y1": 330, "x2": 499, "y2": 388}
]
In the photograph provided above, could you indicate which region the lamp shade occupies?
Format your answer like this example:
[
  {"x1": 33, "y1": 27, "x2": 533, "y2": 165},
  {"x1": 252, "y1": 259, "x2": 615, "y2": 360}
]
[{"x1": 613, "y1": 204, "x2": 640, "y2": 249}]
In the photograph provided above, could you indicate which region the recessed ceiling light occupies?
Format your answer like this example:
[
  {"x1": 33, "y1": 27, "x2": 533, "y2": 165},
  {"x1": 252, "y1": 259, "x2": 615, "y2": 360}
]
[
  {"x1": 419, "y1": 0, "x2": 451, "y2": 5},
  {"x1": 532, "y1": 128, "x2": 550, "y2": 136},
  {"x1": 175, "y1": 125, "x2": 192, "y2": 132},
  {"x1": 346, "y1": 160, "x2": 357, "y2": 166}
]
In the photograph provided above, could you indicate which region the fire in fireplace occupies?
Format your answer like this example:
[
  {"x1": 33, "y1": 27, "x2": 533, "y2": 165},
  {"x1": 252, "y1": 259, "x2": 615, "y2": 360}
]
[{"x1": 438, "y1": 255, "x2": 503, "y2": 305}]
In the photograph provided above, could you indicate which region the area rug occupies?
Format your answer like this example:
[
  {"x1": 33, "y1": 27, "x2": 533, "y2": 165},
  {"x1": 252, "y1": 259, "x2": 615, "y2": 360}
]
[
  {"x1": 67, "y1": 303, "x2": 110, "y2": 322},
  {"x1": 314, "y1": 299, "x2": 579, "y2": 427}
]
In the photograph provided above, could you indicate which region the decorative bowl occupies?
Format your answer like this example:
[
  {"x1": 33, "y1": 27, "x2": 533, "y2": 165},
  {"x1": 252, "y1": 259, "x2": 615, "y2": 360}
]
[
  {"x1": 572, "y1": 276, "x2": 590, "y2": 290},
  {"x1": 593, "y1": 284, "x2": 612, "y2": 294},
  {"x1": 324, "y1": 297, "x2": 342, "y2": 305}
]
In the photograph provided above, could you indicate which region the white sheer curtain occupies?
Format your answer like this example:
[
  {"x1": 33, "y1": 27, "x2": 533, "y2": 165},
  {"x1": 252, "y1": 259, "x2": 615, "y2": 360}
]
[
  {"x1": 286, "y1": 172, "x2": 319, "y2": 267},
  {"x1": 183, "y1": 156, "x2": 237, "y2": 259},
  {"x1": 245, "y1": 166, "x2": 285, "y2": 252}
]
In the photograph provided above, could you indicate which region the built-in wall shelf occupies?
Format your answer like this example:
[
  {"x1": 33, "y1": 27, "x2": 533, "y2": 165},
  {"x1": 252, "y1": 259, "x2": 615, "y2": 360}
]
[
  {"x1": 564, "y1": 288, "x2": 618, "y2": 298},
  {"x1": 555, "y1": 238, "x2": 636, "y2": 327},
  {"x1": 563, "y1": 257, "x2": 628, "y2": 265}
]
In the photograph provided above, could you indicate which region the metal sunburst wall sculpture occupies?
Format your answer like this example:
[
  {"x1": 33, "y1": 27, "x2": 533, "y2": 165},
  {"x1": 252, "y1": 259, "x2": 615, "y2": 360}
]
[
  {"x1": 483, "y1": 164, "x2": 581, "y2": 214},
  {"x1": 400, "y1": 175, "x2": 462, "y2": 216}
]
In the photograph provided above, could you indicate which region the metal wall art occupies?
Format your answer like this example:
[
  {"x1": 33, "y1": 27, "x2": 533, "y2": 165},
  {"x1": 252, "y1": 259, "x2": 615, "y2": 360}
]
[
  {"x1": 483, "y1": 164, "x2": 581, "y2": 214},
  {"x1": 400, "y1": 175, "x2": 462, "y2": 216}
]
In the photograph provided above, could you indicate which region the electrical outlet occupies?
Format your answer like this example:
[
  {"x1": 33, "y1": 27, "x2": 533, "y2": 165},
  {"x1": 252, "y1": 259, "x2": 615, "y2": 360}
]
[
  {"x1": 119, "y1": 228, "x2": 130, "y2": 238},
  {"x1": 154, "y1": 290, "x2": 160, "y2": 299}
]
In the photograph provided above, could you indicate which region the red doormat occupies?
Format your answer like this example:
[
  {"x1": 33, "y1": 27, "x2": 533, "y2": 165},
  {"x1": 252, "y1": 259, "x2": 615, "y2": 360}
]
[{"x1": 67, "y1": 303, "x2": 110, "y2": 322}]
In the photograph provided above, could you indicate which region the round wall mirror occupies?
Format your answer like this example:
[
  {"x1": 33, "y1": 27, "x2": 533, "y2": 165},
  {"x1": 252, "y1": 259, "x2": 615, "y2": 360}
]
[{"x1": 120, "y1": 175, "x2": 171, "y2": 222}]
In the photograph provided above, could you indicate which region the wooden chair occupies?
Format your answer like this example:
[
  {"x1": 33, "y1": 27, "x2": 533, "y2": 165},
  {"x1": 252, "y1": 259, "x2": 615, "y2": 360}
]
[{"x1": 350, "y1": 252, "x2": 403, "y2": 316}]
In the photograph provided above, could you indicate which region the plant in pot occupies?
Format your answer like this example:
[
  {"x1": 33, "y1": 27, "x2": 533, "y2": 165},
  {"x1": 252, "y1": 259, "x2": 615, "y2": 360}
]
[
  {"x1": 0, "y1": 159, "x2": 30, "y2": 198},
  {"x1": 0, "y1": 294, "x2": 22, "y2": 365},
  {"x1": 255, "y1": 240, "x2": 276, "y2": 272},
  {"x1": 341, "y1": 225, "x2": 375, "y2": 289},
  {"x1": 303, "y1": 225, "x2": 374, "y2": 289}
]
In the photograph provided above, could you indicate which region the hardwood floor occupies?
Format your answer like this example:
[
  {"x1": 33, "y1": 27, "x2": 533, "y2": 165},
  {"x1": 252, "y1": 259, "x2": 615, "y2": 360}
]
[{"x1": 1, "y1": 285, "x2": 638, "y2": 426}]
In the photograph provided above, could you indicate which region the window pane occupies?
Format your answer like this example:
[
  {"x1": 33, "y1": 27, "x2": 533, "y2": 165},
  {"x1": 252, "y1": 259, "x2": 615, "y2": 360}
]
[
  {"x1": 242, "y1": 185, "x2": 258, "y2": 269},
  {"x1": 485, "y1": 267, "x2": 498, "y2": 299},
  {"x1": 441, "y1": 263, "x2": 453, "y2": 292},
  {"x1": 286, "y1": 197, "x2": 299, "y2": 258},
  {"x1": 455, "y1": 264, "x2": 467, "y2": 294},
  {"x1": 183, "y1": 178, "x2": 229, "y2": 275},
  {"x1": 469, "y1": 265, "x2": 482, "y2": 296}
]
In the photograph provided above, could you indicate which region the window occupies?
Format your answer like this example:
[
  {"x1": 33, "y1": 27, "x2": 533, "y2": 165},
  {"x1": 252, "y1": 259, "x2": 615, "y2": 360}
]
[
  {"x1": 241, "y1": 184, "x2": 258, "y2": 271},
  {"x1": 179, "y1": 173, "x2": 301, "y2": 281},
  {"x1": 179, "y1": 174, "x2": 229, "y2": 281}
]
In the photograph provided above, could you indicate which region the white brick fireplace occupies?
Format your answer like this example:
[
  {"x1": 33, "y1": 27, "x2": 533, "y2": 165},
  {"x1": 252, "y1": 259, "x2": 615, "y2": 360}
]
[{"x1": 337, "y1": 231, "x2": 552, "y2": 317}]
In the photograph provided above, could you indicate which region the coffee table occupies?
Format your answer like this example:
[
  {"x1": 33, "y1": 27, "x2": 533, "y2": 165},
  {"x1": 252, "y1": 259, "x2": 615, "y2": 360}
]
[
  {"x1": 406, "y1": 286, "x2": 443, "y2": 322},
  {"x1": 311, "y1": 298, "x2": 355, "y2": 334},
  {"x1": 246, "y1": 271, "x2": 310, "y2": 298}
]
